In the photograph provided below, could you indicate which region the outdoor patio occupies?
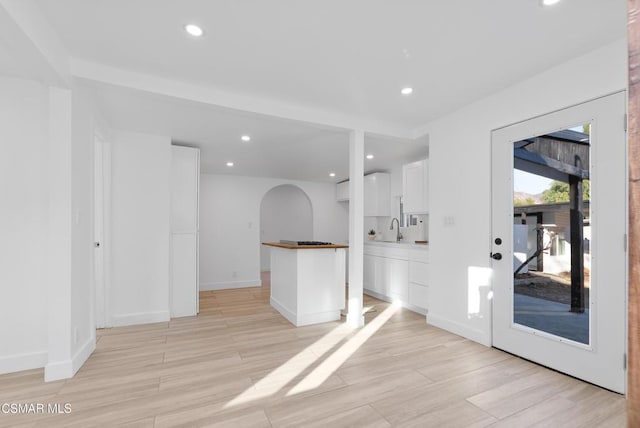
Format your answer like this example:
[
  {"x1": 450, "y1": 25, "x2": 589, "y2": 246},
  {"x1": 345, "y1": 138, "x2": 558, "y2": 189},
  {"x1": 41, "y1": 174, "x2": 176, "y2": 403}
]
[{"x1": 513, "y1": 272, "x2": 589, "y2": 345}]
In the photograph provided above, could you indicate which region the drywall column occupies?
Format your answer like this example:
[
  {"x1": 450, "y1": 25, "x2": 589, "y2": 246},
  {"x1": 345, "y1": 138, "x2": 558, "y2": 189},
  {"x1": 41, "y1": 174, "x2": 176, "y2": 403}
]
[
  {"x1": 45, "y1": 87, "x2": 73, "y2": 381},
  {"x1": 347, "y1": 130, "x2": 365, "y2": 327},
  {"x1": 628, "y1": 1, "x2": 640, "y2": 424}
]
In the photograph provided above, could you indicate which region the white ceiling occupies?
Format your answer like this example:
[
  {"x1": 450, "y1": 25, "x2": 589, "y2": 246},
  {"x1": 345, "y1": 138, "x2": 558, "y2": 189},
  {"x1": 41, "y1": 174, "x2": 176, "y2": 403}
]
[
  {"x1": 35, "y1": 0, "x2": 626, "y2": 129},
  {"x1": 87, "y1": 82, "x2": 426, "y2": 182},
  {"x1": 7, "y1": 1, "x2": 625, "y2": 182}
]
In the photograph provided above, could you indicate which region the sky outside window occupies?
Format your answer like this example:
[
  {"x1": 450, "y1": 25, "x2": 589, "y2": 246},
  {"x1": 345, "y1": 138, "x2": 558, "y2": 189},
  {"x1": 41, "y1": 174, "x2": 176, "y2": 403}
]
[{"x1": 514, "y1": 170, "x2": 552, "y2": 194}]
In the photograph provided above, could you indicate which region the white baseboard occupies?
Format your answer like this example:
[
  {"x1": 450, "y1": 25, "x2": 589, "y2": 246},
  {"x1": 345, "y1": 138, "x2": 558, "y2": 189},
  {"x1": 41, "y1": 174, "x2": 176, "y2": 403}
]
[
  {"x1": 363, "y1": 289, "x2": 428, "y2": 316},
  {"x1": 297, "y1": 310, "x2": 341, "y2": 327},
  {"x1": 200, "y1": 280, "x2": 262, "y2": 291},
  {"x1": 71, "y1": 336, "x2": 95, "y2": 375},
  {"x1": 44, "y1": 335, "x2": 96, "y2": 382},
  {"x1": 427, "y1": 313, "x2": 491, "y2": 346},
  {"x1": 110, "y1": 310, "x2": 170, "y2": 327},
  {"x1": 363, "y1": 288, "x2": 389, "y2": 302},
  {"x1": 0, "y1": 351, "x2": 47, "y2": 375},
  {"x1": 270, "y1": 296, "x2": 296, "y2": 326},
  {"x1": 405, "y1": 303, "x2": 428, "y2": 316},
  {"x1": 270, "y1": 297, "x2": 341, "y2": 327},
  {"x1": 44, "y1": 359, "x2": 71, "y2": 382}
]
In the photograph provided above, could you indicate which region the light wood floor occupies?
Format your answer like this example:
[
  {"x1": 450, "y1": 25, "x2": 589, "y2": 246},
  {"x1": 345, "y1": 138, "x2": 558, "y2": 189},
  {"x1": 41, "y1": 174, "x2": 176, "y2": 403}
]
[{"x1": 0, "y1": 281, "x2": 626, "y2": 427}]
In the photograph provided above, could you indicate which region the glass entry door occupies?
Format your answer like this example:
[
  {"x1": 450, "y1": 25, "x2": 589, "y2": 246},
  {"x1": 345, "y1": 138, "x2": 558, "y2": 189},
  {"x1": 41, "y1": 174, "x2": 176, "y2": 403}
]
[{"x1": 491, "y1": 92, "x2": 626, "y2": 393}]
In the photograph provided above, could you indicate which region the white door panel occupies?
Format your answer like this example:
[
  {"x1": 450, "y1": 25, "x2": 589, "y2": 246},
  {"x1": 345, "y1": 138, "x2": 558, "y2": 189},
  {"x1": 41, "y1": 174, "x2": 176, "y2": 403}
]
[{"x1": 491, "y1": 92, "x2": 626, "y2": 393}]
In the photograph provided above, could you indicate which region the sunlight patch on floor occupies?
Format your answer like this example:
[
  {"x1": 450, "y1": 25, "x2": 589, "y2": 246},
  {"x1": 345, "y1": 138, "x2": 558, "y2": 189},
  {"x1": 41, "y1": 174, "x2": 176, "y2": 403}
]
[
  {"x1": 287, "y1": 303, "x2": 399, "y2": 396},
  {"x1": 223, "y1": 323, "x2": 352, "y2": 408}
]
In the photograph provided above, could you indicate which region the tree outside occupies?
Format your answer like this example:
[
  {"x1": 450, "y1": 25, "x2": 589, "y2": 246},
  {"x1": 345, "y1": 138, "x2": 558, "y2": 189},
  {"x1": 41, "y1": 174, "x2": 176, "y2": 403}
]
[
  {"x1": 514, "y1": 197, "x2": 537, "y2": 206},
  {"x1": 541, "y1": 180, "x2": 590, "y2": 203}
]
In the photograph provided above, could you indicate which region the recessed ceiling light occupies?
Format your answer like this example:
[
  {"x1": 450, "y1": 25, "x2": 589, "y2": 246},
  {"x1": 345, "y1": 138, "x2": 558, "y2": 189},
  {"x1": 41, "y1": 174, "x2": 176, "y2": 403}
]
[
  {"x1": 366, "y1": 154, "x2": 374, "y2": 159},
  {"x1": 401, "y1": 87, "x2": 413, "y2": 95},
  {"x1": 185, "y1": 24, "x2": 204, "y2": 37},
  {"x1": 329, "y1": 172, "x2": 336, "y2": 177},
  {"x1": 226, "y1": 162, "x2": 234, "y2": 167},
  {"x1": 241, "y1": 135, "x2": 251, "y2": 142},
  {"x1": 541, "y1": 0, "x2": 560, "y2": 6}
]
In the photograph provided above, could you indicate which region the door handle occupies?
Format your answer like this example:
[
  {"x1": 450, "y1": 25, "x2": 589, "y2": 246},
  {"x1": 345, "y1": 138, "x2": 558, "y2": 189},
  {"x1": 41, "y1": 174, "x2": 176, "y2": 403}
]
[{"x1": 491, "y1": 252, "x2": 502, "y2": 260}]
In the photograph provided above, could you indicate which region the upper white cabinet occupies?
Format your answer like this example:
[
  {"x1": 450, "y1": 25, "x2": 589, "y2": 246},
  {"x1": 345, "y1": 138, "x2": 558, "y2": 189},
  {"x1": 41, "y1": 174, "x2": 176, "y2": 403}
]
[
  {"x1": 364, "y1": 172, "x2": 390, "y2": 217},
  {"x1": 403, "y1": 159, "x2": 429, "y2": 214},
  {"x1": 336, "y1": 180, "x2": 349, "y2": 202},
  {"x1": 170, "y1": 146, "x2": 200, "y2": 318},
  {"x1": 336, "y1": 173, "x2": 390, "y2": 217}
]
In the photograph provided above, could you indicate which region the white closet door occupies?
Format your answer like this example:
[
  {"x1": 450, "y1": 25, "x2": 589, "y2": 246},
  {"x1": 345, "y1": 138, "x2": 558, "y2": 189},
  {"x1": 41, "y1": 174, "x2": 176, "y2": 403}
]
[{"x1": 170, "y1": 146, "x2": 199, "y2": 317}]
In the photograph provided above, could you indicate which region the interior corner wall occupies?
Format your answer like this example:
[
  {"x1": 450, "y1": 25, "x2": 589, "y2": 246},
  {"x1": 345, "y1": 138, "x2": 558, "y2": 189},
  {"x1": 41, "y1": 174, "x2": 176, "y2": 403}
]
[
  {"x1": 45, "y1": 85, "x2": 74, "y2": 382},
  {"x1": 422, "y1": 39, "x2": 627, "y2": 346},
  {"x1": 0, "y1": 76, "x2": 49, "y2": 374},
  {"x1": 110, "y1": 131, "x2": 171, "y2": 326},
  {"x1": 199, "y1": 174, "x2": 348, "y2": 291}
]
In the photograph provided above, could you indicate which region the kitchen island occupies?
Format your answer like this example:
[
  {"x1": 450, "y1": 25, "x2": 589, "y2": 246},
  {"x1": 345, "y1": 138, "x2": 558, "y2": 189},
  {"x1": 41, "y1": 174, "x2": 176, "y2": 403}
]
[{"x1": 262, "y1": 241, "x2": 348, "y2": 327}]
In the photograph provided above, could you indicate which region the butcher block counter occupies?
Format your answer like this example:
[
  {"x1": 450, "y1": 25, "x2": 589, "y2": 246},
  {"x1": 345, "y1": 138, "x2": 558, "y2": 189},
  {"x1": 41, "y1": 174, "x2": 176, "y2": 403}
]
[{"x1": 262, "y1": 241, "x2": 348, "y2": 326}]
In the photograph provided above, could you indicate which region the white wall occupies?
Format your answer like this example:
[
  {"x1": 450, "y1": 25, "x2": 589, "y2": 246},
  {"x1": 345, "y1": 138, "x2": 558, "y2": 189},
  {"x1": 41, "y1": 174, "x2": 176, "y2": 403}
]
[
  {"x1": 260, "y1": 185, "x2": 313, "y2": 271},
  {"x1": 200, "y1": 174, "x2": 348, "y2": 290},
  {"x1": 0, "y1": 76, "x2": 104, "y2": 379},
  {"x1": 45, "y1": 86, "x2": 74, "y2": 381},
  {"x1": 420, "y1": 39, "x2": 627, "y2": 345},
  {"x1": 0, "y1": 76, "x2": 49, "y2": 374},
  {"x1": 46, "y1": 85, "x2": 106, "y2": 381},
  {"x1": 110, "y1": 131, "x2": 171, "y2": 326}
]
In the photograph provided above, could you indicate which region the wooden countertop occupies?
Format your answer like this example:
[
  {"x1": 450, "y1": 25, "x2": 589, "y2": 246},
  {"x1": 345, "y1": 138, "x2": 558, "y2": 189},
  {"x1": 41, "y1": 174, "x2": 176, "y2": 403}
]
[{"x1": 262, "y1": 242, "x2": 349, "y2": 250}]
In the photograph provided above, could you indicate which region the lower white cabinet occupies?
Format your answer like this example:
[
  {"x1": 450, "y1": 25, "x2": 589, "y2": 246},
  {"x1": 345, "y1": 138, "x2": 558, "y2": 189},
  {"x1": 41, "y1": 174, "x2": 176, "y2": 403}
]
[
  {"x1": 408, "y1": 282, "x2": 429, "y2": 309},
  {"x1": 363, "y1": 244, "x2": 428, "y2": 314},
  {"x1": 388, "y1": 258, "x2": 408, "y2": 301},
  {"x1": 408, "y1": 259, "x2": 429, "y2": 311},
  {"x1": 364, "y1": 254, "x2": 382, "y2": 294}
]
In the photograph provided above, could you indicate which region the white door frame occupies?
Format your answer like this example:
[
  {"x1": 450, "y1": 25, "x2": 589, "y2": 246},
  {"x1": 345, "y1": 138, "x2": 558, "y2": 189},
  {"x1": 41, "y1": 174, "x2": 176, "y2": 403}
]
[
  {"x1": 491, "y1": 92, "x2": 627, "y2": 393},
  {"x1": 94, "y1": 132, "x2": 112, "y2": 328}
]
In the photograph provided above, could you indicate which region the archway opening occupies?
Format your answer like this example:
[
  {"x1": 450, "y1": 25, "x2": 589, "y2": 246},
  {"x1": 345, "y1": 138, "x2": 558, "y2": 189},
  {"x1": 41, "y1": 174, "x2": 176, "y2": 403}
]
[{"x1": 260, "y1": 185, "x2": 313, "y2": 273}]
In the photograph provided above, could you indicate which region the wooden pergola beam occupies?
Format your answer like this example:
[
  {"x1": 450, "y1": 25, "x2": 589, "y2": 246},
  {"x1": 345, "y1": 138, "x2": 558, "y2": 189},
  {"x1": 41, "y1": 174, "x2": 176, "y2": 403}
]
[{"x1": 514, "y1": 148, "x2": 589, "y2": 179}]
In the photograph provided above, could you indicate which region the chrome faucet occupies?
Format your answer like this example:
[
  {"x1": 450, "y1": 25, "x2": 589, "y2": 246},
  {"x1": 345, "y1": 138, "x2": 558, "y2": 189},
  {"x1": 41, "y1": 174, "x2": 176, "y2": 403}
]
[{"x1": 390, "y1": 218, "x2": 403, "y2": 242}]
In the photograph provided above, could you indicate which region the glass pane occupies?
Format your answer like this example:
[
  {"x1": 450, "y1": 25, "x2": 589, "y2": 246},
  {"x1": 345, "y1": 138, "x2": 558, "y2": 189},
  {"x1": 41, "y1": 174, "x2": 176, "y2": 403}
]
[{"x1": 512, "y1": 124, "x2": 590, "y2": 345}]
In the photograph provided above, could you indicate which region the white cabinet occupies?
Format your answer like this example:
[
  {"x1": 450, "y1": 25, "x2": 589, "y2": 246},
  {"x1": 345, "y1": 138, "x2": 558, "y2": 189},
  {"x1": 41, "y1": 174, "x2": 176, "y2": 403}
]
[
  {"x1": 364, "y1": 172, "x2": 390, "y2": 216},
  {"x1": 409, "y1": 283, "x2": 429, "y2": 310},
  {"x1": 363, "y1": 254, "x2": 406, "y2": 299},
  {"x1": 403, "y1": 159, "x2": 428, "y2": 214},
  {"x1": 364, "y1": 254, "x2": 386, "y2": 295},
  {"x1": 407, "y1": 248, "x2": 429, "y2": 312},
  {"x1": 388, "y1": 258, "x2": 408, "y2": 301},
  {"x1": 336, "y1": 173, "x2": 390, "y2": 217},
  {"x1": 336, "y1": 181, "x2": 349, "y2": 201},
  {"x1": 363, "y1": 244, "x2": 427, "y2": 314},
  {"x1": 170, "y1": 146, "x2": 199, "y2": 318}
]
